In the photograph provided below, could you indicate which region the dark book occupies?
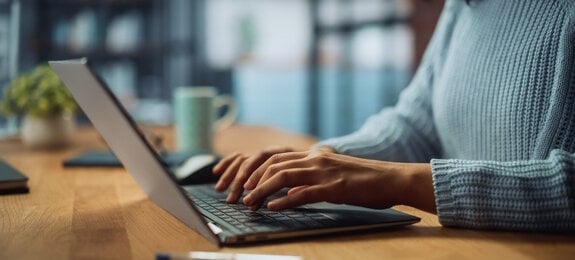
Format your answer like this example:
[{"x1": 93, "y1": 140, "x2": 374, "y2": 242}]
[{"x1": 0, "y1": 159, "x2": 29, "y2": 195}]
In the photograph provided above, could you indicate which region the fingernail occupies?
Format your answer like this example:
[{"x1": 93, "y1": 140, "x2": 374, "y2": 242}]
[{"x1": 243, "y1": 181, "x2": 253, "y2": 190}]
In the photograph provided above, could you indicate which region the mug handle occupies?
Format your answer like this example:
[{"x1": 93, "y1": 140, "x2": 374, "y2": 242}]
[{"x1": 214, "y1": 95, "x2": 236, "y2": 131}]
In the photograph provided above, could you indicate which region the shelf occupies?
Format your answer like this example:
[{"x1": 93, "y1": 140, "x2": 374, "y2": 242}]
[
  {"x1": 45, "y1": 44, "x2": 165, "y2": 61},
  {"x1": 44, "y1": 38, "x2": 196, "y2": 61},
  {"x1": 38, "y1": 0, "x2": 151, "y2": 8},
  {"x1": 315, "y1": 16, "x2": 409, "y2": 35},
  {"x1": 36, "y1": 0, "x2": 166, "y2": 63}
]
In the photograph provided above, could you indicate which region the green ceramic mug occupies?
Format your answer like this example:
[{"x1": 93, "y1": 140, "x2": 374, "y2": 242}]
[{"x1": 173, "y1": 87, "x2": 236, "y2": 153}]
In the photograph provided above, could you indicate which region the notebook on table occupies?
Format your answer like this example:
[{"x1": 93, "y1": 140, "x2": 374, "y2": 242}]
[
  {"x1": 63, "y1": 150, "x2": 196, "y2": 167},
  {"x1": 0, "y1": 159, "x2": 29, "y2": 195},
  {"x1": 50, "y1": 58, "x2": 420, "y2": 246}
]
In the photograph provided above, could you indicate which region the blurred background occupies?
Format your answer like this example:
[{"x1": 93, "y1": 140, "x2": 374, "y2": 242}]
[{"x1": 0, "y1": 0, "x2": 443, "y2": 140}]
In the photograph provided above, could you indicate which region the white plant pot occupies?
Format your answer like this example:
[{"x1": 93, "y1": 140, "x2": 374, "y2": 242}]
[{"x1": 21, "y1": 113, "x2": 75, "y2": 148}]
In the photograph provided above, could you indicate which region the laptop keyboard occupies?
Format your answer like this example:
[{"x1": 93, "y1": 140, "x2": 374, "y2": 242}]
[{"x1": 184, "y1": 185, "x2": 339, "y2": 234}]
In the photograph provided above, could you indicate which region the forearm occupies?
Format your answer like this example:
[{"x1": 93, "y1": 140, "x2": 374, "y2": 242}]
[
  {"x1": 315, "y1": 146, "x2": 438, "y2": 213},
  {"x1": 317, "y1": 109, "x2": 441, "y2": 163},
  {"x1": 398, "y1": 163, "x2": 437, "y2": 214}
]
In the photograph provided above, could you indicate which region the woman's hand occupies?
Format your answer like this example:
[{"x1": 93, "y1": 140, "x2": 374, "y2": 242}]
[
  {"x1": 241, "y1": 149, "x2": 436, "y2": 213},
  {"x1": 213, "y1": 146, "x2": 436, "y2": 213},
  {"x1": 212, "y1": 146, "x2": 295, "y2": 203}
]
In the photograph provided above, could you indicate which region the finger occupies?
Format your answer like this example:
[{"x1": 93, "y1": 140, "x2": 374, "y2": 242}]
[
  {"x1": 256, "y1": 157, "x2": 313, "y2": 188},
  {"x1": 226, "y1": 149, "x2": 292, "y2": 202},
  {"x1": 213, "y1": 152, "x2": 242, "y2": 175},
  {"x1": 214, "y1": 155, "x2": 246, "y2": 192},
  {"x1": 244, "y1": 152, "x2": 308, "y2": 190},
  {"x1": 267, "y1": 184, "x2": 331, "y2": 211},
  {"x1": 287, "y1": 185, "x2": 309, "y2": 196},
  {"x1": 225, "y1": 159, "x2": 249, "y2": 203},
  {"x1": 239, "y1": 148, "x2": 296, "y2": 186},
  {"x1": 221, "y1": 147, "x2": 292, "y2": 194},
  {"x1": 234, "y1": 150, "x2": 279, "y2": 185},
  {"x1": 226, "y1": 157, "x2": 261, "y2": 203},
  {"x1": 243, "y1": 168, "x2": 319, "y2": 207}
]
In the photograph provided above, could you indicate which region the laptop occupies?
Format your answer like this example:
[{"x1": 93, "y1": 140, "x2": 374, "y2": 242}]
[{"x1": 49, "y1": 58, "x2": 420, "y2": 245}]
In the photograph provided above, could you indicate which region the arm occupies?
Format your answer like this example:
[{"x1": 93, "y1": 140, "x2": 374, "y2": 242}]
[
  {"x1": 316, "y1": 62, "x2": 442, "y2": 163},
  {"x1": 241, "y1": 148, "x2": 575, "y2": 233},
  {"x1": 240, "y1": 149, "x2": 437, "y2": 213},
  {"x1": 213, "y1": 2, "x2": 459, "y2": 204},
  {"x1": 317, "y1": 1, "x2": 460, "y2": 163}
]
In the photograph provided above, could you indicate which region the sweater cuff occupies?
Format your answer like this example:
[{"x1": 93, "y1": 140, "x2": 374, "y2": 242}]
[{"x1": 431, "y1": 159, "x2": 458, "y2": 227}]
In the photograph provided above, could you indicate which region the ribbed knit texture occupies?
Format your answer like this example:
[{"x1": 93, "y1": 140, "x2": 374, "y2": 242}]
[{"x1": 318, "y1": 0, "x2": 575, "y2": 232}]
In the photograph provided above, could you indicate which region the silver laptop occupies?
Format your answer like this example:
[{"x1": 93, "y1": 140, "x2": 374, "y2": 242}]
[{"x1": 49, "y1": 58, "x2": 420, "y2": 246}]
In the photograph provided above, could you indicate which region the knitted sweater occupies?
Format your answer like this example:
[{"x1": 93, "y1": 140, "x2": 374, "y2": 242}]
[{"x1": 318, "y1": 0, "x2": 575, "y2": 232}]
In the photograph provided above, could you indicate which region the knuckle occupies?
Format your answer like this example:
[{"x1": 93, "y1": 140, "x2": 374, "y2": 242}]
[
  {"x1": 268, "y1": 164, "x2": 280, "y2": 173},
  {"x1": 260, "y1": 149, "x2": 277, "y2": 158},
  {"x1": 269, "y1": 153, "x2": 283, "y2": 162},
  {"x1": 310, "y1": 154, "x2": 329, "y2": 166}
]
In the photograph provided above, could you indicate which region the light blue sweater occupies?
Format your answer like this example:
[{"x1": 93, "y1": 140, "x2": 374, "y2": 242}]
[{"x1": 319, "y1": 0, "x2": 575, "y2": 232}]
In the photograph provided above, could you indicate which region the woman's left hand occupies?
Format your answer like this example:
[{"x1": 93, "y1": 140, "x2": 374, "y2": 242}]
[{"x1": 241, "y1": 148, "x2": 436, "y2": 213}]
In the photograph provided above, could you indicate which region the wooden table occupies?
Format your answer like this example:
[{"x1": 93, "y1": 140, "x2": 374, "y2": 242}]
[{"x1": 1, "y1": 125, "x2": 574, "y2": 260}]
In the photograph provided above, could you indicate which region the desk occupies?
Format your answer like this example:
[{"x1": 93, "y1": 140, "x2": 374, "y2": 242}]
[{"x1": 1, "y1": 126, "x2": 574, "y2": 259}]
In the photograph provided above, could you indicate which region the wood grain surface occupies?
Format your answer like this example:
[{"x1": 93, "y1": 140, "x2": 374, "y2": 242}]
[{"x1": 1, "y1": 125, "x2": 574, "y2": 260}]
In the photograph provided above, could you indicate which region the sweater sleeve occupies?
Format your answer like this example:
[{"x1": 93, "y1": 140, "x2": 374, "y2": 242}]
[
  {"x1": 316, "y1": 75, "x2": 441, "y2": 162},
  {"x1": 432, "y1": 149, "x2": 575, "y2": 232},
  {"x1": 432, "y1": 4, "x2": 575, "y2": 232},
  {"x1": 316, "y1": 2, "x2": 460, "y2": 163}
]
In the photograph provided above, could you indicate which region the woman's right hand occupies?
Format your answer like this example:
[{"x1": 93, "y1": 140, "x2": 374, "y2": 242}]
[{"x1": 212, "y1": 146, "x2": 294, "y2": 203}]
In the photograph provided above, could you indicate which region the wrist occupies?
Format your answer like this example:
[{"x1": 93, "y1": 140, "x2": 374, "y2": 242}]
[{"x1": 401, "y1": 163, "x2": 436, "y2": 213}]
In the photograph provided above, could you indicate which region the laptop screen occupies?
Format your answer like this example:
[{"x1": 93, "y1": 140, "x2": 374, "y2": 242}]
[{"x1": 49, "y1": 58, "x2": 219, "y2": 244}]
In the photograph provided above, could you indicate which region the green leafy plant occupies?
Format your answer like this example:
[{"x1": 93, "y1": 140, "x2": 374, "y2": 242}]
[{"x1": 0, "y1": 64, "x2": 76, "y2": 117}]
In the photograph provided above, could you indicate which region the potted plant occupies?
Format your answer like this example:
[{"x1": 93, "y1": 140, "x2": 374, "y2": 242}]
[{"x1": 0, "y1": 64, "x2": 77, "y2": 148}]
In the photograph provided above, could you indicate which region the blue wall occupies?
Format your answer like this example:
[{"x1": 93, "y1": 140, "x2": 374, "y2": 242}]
[{"x1": 234, "y1": 65, "x2": 411, "y2": 139}]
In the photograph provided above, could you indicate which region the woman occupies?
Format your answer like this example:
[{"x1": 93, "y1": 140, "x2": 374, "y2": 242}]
[{"x1": 213, "y1": 0, "x2": 575, "y2": 232}]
